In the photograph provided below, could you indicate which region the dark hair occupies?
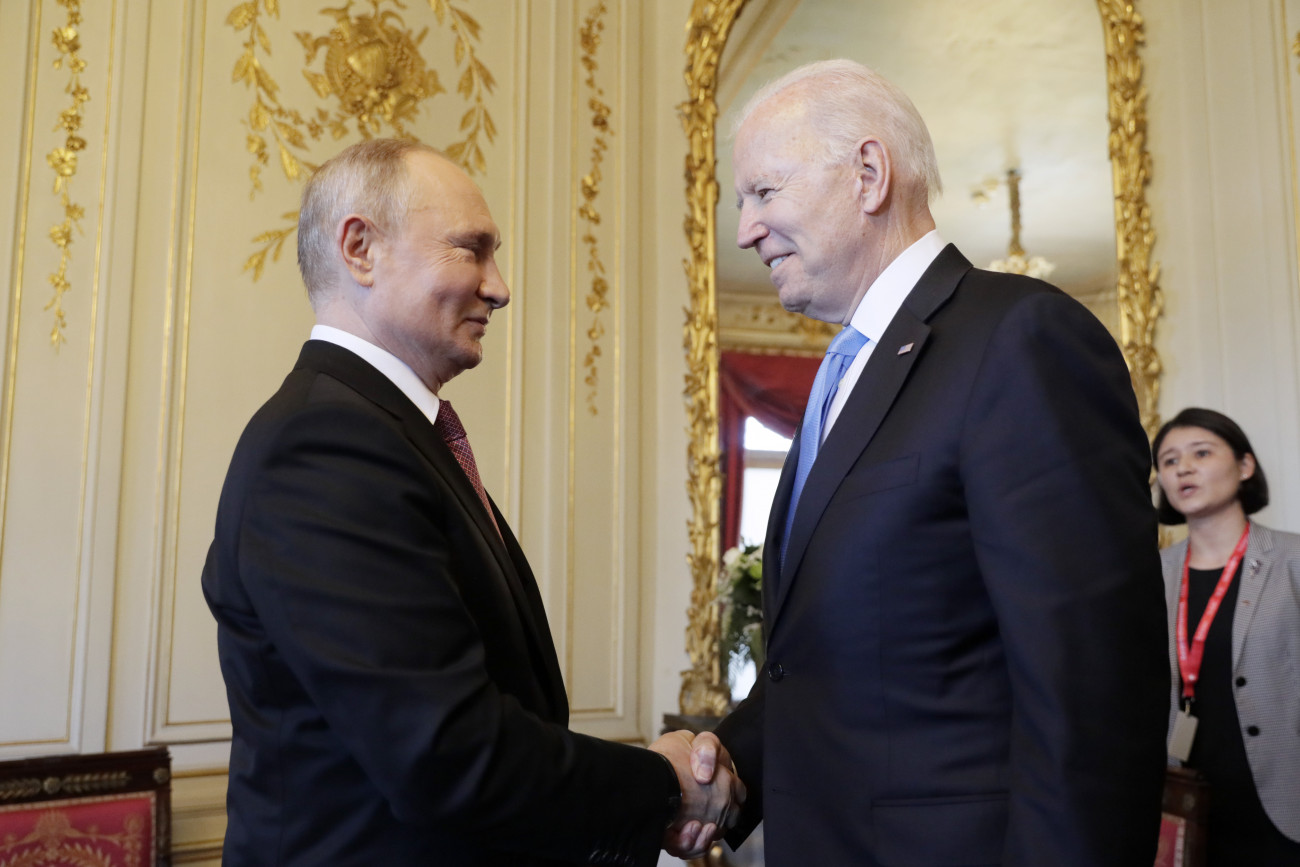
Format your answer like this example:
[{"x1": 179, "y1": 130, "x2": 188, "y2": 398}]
[{"x1": 1152, "y1": 407, "x2": 1269, "y2": 525}]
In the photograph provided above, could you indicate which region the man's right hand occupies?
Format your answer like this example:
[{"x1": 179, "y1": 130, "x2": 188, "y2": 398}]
[{"x1": 649, "y1": 730, "x2": 746, "y2": 859}]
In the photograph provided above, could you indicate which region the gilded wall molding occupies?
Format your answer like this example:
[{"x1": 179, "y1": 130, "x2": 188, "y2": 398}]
[
  {"x1": 678, "y1": 0, "x2": 747, "y2": 717},
  {"x1": 578, "y1": 0, "x2": 611, "y2": 416},
  {"x1": 680, "y1": 0, "x2": 1163, "y2": 715},
  {"x1": 1097, "y1": 0, "x2": 1162, "y2": 440},
  {"x1": 45, "y1": 0, "x2": 90, "y2": 348},
  {"x1": 229, "y1": 0, "x2": 498, "y2": 280},
  {"x1": 718, "y1": 292, "x2": 833, "y2": 356}
]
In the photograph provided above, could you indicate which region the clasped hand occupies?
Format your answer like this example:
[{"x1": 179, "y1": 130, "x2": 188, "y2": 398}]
[{"x1": 649, "y1": 730, "x2": 746, "y2": 859}]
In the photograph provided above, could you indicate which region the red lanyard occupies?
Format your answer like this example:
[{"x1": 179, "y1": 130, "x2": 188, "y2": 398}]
[{"x1": 1176, "y1": 524, "x2": 1250, "y2": 703}]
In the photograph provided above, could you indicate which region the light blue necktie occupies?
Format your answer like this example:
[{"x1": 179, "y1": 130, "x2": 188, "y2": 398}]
[{"x1": 781, "y1": 325, "x2": 869, "y2": 567}]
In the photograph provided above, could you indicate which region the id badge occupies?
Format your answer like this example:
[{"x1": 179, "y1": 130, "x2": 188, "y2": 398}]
[{"x1": 1169, "y1": 707, "x2": 1198, "y2": 762}]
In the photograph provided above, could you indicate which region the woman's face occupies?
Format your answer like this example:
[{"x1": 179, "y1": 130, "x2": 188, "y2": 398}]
[{"x1": 1156, "y1": 425, "x2": 1255, "y2": 522}]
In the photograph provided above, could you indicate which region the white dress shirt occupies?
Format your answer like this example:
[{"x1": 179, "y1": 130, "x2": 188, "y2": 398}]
[
  {"x1": 310, "y1": 324, "x2": 443, "y2": 427},
  {"x1": 822, "y1": 230, "x2": 947, "y2": 440}
]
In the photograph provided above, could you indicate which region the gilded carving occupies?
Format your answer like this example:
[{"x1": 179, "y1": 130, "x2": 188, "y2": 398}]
[
  {"x1": 680, "y1": 0, "x2": 1163, "y2": 713},
  {"x1": 678, "y1": 0, "x2": 747, "y2": 717},
  {"x1": 718, "y1": 293, "x2": 834, "y2": 355},
  {"x1": 1097, "y1": 0, "x2": 1162, "y2": 441},
  {"x1": 45, "y1": 0, "x2": 90, "y2": 348},
  {"x1": 578, "y1": 1, "x2": 611, "y2": 415},
  {"x1": 229, "y1": 0, "x2": 498, "y2": 280}
]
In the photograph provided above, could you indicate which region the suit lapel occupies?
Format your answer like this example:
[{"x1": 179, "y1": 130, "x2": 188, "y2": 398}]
[
  {"x1": 296, "y1": 341, "x2": 565, "y2": 712},
  {"x1": 769, "y1": 246, "x2": 972, "y2": 626},
  {"x1": 1233, "y1": 522, "x2": 1274, "y2": 671}
]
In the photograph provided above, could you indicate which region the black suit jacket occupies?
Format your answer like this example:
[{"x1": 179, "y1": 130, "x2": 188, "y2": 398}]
[
  {"x1": 715, "y1": 246, "x2": 1170, "y2": 866},
  {"x1": 202, "y1": 341, "x2": 677, "y2": 866}
]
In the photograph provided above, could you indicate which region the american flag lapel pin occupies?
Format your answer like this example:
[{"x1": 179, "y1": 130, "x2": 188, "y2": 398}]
[{"x1": 897, "y1": 342, "x2": 914, "y2": 355}]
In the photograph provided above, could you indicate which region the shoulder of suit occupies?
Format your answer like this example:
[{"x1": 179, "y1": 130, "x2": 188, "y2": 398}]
[{"x1": 1159, "y1": 537, "x2": 1189, "y2": 576}]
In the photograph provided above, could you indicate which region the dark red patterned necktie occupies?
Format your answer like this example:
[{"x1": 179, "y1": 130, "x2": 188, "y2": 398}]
[{"x1": 433, "y1": 400, "x2": 501, "y2": 539}]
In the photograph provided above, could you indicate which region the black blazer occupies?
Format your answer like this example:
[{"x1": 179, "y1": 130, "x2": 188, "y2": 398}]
[
  {"x1": 715, "y1": 246, "x2": 1170, "y2": 866},
  {"x1": 203, "y1": 341, "x2": 677, "y2": 866}
]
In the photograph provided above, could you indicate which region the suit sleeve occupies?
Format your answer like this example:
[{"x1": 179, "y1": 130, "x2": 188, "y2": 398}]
[
  {"x1": 713, "y1": 675, "x2": 766, "y2": 847},
  {"x1": 960, "y1": 291, "x2": 1169, "y2": 866},
  {"x1": 222, "y1": 401, "x2": 677, "y2": 865}
]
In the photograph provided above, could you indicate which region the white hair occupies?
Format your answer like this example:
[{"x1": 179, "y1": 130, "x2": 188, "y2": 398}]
[
  {"x1": 296, "y1": 138, "x2": 442, "y2": 302},
  {"x1": 734, "y1": 59, "x2": 942, "y2": 202}
]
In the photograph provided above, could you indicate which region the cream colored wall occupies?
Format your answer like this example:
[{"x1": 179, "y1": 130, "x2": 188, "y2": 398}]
[
  {"x1": 0, "y1": 0, "x2": 695, "y2": 863},
  {"x1": 5, "y1": 0, "x2": 1300, "y2": 864},
  {"x1": 1146, "y1": 0, "x2": 1300, "y2": 530}
]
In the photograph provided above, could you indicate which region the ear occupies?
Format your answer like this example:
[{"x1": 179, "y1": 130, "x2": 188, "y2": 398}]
[
  {"x1": 1239, "y1": 452, "x2": 1257, "y2": 481},
  {"x1": 857, "y1": 138, "x2": 891, "y2": 215},
  {"x1": 338, "y1": 215, "x2": 379, "y2": 288}
]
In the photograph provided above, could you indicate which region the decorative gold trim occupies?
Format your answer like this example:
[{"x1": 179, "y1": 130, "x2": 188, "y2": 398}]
[
  {"x1": 1097, "y1": 0, "x2": 1162, "y2": 441},
  {"x1": 0, "y1": 770, "x2": 130, "y2": 801},
  {"x1": 718, "y1": 292, "x2": 834, "y2": 356},
  {"x1": 230, "y1": 0, "x2": 498, "y2": 280},
  {"x1": 578, "y1": 0, "x2": 611, "y2": 416},
  {"x1": 677, "y1": 0, "x2": 747, "y2": 717},
  {"x1": 45, "y1": 0, "x2": 90, "y2": 348},
  {"x1": 679, "y1": 0, "x2": 1163, "y2": 714}
]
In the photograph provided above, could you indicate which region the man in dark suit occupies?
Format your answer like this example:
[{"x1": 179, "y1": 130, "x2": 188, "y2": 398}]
[
  {"x1": 701, "y1": 59, "x2": 1170, "y2": 865},
  {"x1": 202, "y1": 138, "x2": 742, "y2": 866}
]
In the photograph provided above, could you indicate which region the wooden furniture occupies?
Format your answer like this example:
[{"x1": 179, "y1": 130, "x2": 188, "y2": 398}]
[
  {"x1": 1157, "y1": 766, "x2": 1209, "y2": 867},
  {"x1": 0, "y1": 747, "x2": 172, "y2": 866}
]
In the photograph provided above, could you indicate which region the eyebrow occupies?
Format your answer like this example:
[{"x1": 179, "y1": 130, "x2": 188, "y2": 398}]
[
  {"x1": 451, "y1": 230, "x2": 501, "y2": 251},
  {"x1": 1157, "y1": 440, "x2": 1216, "y2": 459}
]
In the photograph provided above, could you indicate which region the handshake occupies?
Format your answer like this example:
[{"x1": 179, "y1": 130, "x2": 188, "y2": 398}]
[{"x1": 649, "y1": 730, "x2": 748, "y2": 860}]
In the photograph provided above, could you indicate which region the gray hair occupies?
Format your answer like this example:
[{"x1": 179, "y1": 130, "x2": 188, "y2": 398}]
[
  {"x1": 735, "y1": 59, "x2": 942, "y2": 202},
  {"x1": 296, "y1": 138, "x2": 442, "y2": 301}
]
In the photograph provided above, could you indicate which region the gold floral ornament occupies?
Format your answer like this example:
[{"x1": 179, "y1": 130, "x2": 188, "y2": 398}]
[
  {"x1": 578, "y1": 1, "x2": 611, "y2": 415},
  {"x1": 0, "y1": 806, "x2": 149, "y2": 867},
  {"x1": 45, "y1": 0, "x2": 90, "y2": 349},
  {"x1": 228, "y1": 0, "x2": 497, "y2": 281}
]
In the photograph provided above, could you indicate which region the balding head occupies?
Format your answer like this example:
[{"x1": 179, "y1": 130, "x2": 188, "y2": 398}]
[{"x1": 297, "y1": 138, "x2": 443, "y2": 303}]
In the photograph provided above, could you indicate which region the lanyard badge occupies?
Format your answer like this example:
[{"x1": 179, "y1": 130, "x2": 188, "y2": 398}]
[{"x1": 1169, "y1": 525, "x2": 1250, "y2": 762}]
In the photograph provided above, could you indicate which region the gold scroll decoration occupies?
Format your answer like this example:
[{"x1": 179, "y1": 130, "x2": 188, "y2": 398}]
[
  {"x1": 578, "y1": 1, "x2": 611, "y2": 416},
  {"x1": 46, "y1": 0, "x2": 90, "y2": 349},
  {"x1": 1098, "y1": 0, "x2": 1162, "y2": 442},
  {"x1": 678, "y1": 0, "x2": 1162, "y2": 714},
  {"x1": 228, "y1": 0, "x2": 497, "y2": 280},
  {"x1": 678, "y1": 0, "x2": 747, "y2": 717}
]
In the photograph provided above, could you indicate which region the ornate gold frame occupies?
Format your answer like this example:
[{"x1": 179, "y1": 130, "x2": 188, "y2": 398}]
[{"x1": 677, "y1": 0, "x2": 1162, "y2": 715}]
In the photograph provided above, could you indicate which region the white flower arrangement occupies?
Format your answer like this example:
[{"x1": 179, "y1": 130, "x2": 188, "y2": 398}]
[{"x1": 719, "y1": 542, "x2": 765, "y2": 669}]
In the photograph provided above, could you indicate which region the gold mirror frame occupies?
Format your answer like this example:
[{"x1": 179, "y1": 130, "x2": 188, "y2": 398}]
[{"x1": 676, "y1": 0, "x2": 1163, "y2": 715}]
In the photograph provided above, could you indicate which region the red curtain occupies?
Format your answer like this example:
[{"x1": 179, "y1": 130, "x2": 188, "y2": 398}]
[{"x1": 719, "y1": 351, "x2": 820, "y2": 550}]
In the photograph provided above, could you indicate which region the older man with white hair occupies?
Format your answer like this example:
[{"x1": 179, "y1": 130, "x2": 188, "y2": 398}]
[{"x1": 700, "y1": 59, "x2": 1169, "y2": 866}]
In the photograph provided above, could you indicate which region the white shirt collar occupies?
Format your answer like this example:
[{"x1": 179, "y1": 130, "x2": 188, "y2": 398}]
[
  {"x1": 310, "y1": 324, "x2": 441, "y2": 426},
  {"x1": 848, "y1": 230, "x2": 947, "y2": 342}
]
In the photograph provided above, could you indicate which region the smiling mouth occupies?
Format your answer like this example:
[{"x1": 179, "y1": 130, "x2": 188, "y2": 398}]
[{"x1": 768, "y1": 254, "x2": 790, "y2": 269}]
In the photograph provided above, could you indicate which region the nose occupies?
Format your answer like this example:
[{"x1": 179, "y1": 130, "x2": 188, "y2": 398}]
[
  {"x1": 480, "y1": 257, "x2": 510, "y2": 310},
  {"x1": 736, "y1": 203, "x2": 766, "y2": 250}
]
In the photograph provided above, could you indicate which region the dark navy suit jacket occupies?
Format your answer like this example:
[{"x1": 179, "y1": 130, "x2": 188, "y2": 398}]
[
  {"x1": 715, "y1": 246, "x2": 1170, "y2": 866},
  {"x1": 203, "y1": 341, "x2": 677, "y2": 866}
]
